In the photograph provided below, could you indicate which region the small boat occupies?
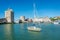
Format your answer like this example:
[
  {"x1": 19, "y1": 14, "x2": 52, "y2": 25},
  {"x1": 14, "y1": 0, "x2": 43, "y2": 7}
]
[
  {"x1": 53, "y1": 22, "x2": 59, "y2": 24},
  {"x1": 27, "y1": 26, "x2": 41, "y2": 32}
]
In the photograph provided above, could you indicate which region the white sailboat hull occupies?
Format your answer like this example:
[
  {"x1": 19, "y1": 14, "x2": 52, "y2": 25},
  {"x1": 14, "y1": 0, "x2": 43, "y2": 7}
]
[{"x1": 27, "y1": 26, "x2": 41, "y2": 32}]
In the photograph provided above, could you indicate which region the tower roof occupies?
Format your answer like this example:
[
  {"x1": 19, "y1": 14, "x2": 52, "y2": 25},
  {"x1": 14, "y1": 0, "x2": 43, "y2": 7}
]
[{"x1": 7, "y1": 8, "x2": 13, "y2": 12}]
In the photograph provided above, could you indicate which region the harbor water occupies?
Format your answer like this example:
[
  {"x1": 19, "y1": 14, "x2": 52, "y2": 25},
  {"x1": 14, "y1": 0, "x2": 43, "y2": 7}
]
[{"x1": 0, "y1": 23, "x2": 60, "y2": 40}]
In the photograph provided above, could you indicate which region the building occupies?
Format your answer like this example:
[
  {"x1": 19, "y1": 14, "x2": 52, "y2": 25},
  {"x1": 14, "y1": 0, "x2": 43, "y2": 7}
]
[
  {"x1": 20, "y1": 16, "x2": 25, "y2": 22},
  {"x1": 28, "y1": 19, "x2": 33, "y2": 22},
  {"x1": 5, "y1": 8, "x2": 14, "y2": 23},
  {"x1": 54, "y1": 16, "x2": 60, "y2": 19},
  {"x1": 33, "y1": 17, "x2": 43, "y2": 22},
  {"x1": 0, "y1": 18, "x2": 7, "y2": 24},
  {"x1": 33, "y1": 17, "x2": 51, "y2": 23},
  {"x1": 43, "y1": 17, "x2": 51, "y2": 22}
]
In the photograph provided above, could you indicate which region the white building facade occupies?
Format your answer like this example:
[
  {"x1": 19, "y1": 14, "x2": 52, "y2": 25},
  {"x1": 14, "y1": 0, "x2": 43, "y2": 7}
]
[
  {"x1": 5, "y1": 8, "x2": 14, "y2": 23},
  {"x1": 33, "y1": 17, "x2": 51, "y2": 23},
  {"x1": 20, "y1": 16, "x2": 25, "y2": 22}
]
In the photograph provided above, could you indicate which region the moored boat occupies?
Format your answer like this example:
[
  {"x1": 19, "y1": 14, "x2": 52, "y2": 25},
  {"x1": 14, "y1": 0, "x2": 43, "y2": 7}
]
[{"x1": 27, "y1": 26, "x2": 41, "y2": 32}]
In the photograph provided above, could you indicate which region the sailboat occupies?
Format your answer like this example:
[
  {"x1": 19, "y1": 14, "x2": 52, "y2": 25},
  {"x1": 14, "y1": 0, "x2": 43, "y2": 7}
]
[
  {"x1": 27, "y1": 27, "x2": 41, "y2": 32},
  {"x1": 27, "y1": 3, "x2": 42, "y2": 32},
  {"x1": 27, "y1": 23, "x2": 41, "y2": 32}
]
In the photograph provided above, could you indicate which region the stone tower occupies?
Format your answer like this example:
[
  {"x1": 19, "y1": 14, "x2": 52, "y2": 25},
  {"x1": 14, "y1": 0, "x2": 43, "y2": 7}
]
[{"x1": 5, "y1": 8, "x2": 14, "y2": 23}]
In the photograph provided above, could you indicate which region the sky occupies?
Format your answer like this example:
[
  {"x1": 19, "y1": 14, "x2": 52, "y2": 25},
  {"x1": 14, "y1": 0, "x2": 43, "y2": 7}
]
[{"x1": 0, "y1": 0, "x2": 60, "y2": 20}]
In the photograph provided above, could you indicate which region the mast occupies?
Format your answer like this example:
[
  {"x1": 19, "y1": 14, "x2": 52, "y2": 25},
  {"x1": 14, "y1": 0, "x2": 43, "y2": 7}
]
[{"x1": 33, "y1": 2, "x2": 37, "y2": 18}]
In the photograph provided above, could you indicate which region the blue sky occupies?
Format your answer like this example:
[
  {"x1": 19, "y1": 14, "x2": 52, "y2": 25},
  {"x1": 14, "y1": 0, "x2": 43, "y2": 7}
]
[{"x1": 0, "y1": 0, "x2": 60, "y2": 20}]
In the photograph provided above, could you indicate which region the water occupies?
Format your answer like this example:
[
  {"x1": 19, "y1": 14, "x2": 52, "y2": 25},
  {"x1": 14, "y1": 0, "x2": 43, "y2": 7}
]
[{"x1": 0, "y1": 23, "x2": 60, "y2": 40}]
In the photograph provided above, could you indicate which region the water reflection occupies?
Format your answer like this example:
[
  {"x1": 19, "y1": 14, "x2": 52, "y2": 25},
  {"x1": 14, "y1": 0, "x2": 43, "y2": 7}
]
[
  {"x1": 20, "y1": 23, "x2": 27, "y2": 30},
  {"x1": 28, "y1": 31, "x2": 41, "y2": 35},
  {"x1": 20, "y1": 23, "x2": 25, "y2": 29},
  {"x1": 3, "y1": 24, "x2": 14, "y2": 40}
]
